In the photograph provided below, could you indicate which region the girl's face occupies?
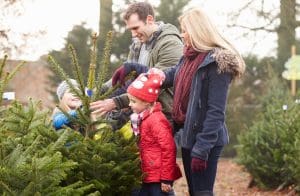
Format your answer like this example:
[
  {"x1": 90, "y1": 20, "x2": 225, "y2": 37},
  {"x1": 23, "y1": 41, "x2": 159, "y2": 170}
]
[
  {"x1": 128, "y1": 94, "x2": 151, "y2": 114},
  {"x1": 180, "y1": 25, "x2": 191, "y2": 46},
  {"x1": 61, "y1": 89, "x2": 82, "y2": 110}
]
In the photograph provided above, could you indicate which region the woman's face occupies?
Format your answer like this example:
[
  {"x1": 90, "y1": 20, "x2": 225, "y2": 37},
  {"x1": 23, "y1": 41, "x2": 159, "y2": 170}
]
[
  {"x1": 180, "y1": 25, "x2": 191, "y2": 46},
  {"x1": 61, "y1": 89, "x2": 82, "y2": 110}
]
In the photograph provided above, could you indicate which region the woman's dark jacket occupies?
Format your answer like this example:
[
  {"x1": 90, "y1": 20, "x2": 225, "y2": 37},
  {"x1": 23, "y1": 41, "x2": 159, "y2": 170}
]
[{"x1": 163, "y1": 48, "x2": 239, "y2": 161}]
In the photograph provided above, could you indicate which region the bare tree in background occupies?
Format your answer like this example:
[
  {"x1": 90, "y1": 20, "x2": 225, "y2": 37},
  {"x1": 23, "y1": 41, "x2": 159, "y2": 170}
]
[
  {"x1": 228, "y1": 0, "x2": 298, "y2": 67},
  {"x1": 0, "y1": 0, "x2": 45, "y2": 59}
]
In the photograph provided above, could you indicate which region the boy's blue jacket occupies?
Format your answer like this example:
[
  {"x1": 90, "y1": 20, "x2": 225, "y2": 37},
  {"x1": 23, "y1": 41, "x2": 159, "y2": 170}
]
[{"x1": 52, "y1": 110, "x2": 77, "y2": 130}]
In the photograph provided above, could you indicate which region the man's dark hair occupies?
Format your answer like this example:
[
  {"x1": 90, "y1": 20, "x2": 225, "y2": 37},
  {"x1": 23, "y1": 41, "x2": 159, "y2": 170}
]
[{"x1": 123, "y1": 2, "x2": 155, "y2": 22}]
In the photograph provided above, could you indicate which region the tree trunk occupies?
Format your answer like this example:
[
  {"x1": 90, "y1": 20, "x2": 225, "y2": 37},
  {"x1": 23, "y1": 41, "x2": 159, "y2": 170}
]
[
  {"x1": 278, "y1": 0, "x2": 296, "y2": 66},
  {"x1": 98, "y1": 0, "x2": 113, "y2": 61}
]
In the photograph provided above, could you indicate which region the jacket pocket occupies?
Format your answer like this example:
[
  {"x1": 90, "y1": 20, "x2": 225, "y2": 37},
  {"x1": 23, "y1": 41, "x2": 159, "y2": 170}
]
[{"x1": 145, "y1": 152, "x2": 161, "y2": 169}]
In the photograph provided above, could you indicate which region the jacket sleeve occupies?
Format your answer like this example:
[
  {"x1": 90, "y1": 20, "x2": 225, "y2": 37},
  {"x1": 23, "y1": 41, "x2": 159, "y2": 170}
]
[
  {"x1": 112, "y1": 93, "x2": 130, "y2": 109},
  {"x1": 191, "y1": 63, "x2": 231, "y2": 160},
  {"x1": 124, "y1": 62, "x2": 149, "y2": 75},
  {"x1": 162, "y1": 57, "x2": 184, "y2": 89},
  {"x1": 151, "y1": 116, "x2": 177, "y2": 181}
]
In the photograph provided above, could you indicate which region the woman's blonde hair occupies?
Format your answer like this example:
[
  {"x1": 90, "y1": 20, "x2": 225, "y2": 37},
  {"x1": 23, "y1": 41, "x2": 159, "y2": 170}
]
[{"x1": 179, "y1": 7, "x2": 245, "y2": 77}]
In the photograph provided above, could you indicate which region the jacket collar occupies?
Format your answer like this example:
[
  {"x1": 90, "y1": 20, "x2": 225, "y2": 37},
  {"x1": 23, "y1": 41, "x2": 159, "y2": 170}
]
[
  {"x1": 197, "y1": 48, "x2": 241, "y2": 76},
  {"x1": 141, "y1": 102, "x2": 162, "y2": 120}
]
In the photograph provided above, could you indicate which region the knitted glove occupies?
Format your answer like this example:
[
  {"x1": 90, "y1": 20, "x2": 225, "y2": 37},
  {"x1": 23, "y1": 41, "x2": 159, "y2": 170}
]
[
  {"x1": 191, "y1": 157, "x2": 207, "y2": 172},
  {"x1": 112, "y1": 65, "x2": 127, "y2": 86},
  {"x1": 112, "y1": 63, "x2": 149, "y2": 86}
]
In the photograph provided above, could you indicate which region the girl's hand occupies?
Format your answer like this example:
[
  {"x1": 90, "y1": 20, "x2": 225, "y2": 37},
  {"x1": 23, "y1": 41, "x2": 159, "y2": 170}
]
[{"x1": 161, "y1": 182, "x2": 172, "y2": 192}]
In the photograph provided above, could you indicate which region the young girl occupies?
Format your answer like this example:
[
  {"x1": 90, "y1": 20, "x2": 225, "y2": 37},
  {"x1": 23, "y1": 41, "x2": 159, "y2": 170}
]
[
  {"x1": 127, "y1": 71, "x2": 182, "y2": 196},
  {"x1": 52, "y1": 79, "x2": 82, "y2": 130}
]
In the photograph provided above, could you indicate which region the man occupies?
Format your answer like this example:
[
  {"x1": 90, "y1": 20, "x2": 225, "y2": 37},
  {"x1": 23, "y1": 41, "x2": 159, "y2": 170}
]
[{"x1": 90, "y1": 2, "x2": 183, "y2": 128}]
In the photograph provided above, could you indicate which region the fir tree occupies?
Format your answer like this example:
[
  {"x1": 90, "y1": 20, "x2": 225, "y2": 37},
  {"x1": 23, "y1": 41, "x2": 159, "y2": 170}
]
[
  {"x1": 236, "y1": 65, "x2": 300, "y2": 190},
  {"x1": 0, "y1": 31, "x2": 141, "y2": 194},
  {"x1": 0, "y1": 56, "x2": 94, "y2": 195},
  {"x1": 0, "y1": 99, "x2": 93, "y2": 195},
  {"x1": 47, "y1": 31, "x2": 141, "y2": 194}
]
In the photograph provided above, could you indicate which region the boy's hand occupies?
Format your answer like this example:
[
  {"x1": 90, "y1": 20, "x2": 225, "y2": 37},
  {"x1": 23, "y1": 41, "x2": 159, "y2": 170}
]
[{"x1": 161, "y1": 182, "x2": 172, "y2": 192}]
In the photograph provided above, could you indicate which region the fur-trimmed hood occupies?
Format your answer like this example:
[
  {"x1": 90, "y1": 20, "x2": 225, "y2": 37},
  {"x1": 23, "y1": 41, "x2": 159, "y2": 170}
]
[{"x1": 202, "y1": 48, "x2": 245, "y2": 79}]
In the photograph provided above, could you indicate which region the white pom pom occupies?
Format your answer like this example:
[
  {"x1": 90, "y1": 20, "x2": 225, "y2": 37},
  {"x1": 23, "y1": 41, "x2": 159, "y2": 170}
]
[
  {"x1": 140, "y1": 76, "x2": 148, "y2": 82},
  {"x1": 132, "y1": 81, "x2": 144, "y2": 89}
]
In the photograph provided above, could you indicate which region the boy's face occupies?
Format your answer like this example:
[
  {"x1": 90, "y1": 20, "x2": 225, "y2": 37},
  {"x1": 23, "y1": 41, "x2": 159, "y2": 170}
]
[
  {"x1": 125, "y1": 13, "x2": 154, "y2": 43},
  {"x1": 61, "y1": 89, "x2": 82, "y2": 110},
  {"x1": 128, "y1": 94, "x2": 150, "y2": 114}
]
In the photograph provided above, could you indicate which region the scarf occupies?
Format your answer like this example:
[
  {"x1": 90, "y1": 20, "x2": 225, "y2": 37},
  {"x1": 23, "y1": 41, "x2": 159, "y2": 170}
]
[
  {"x1": 130, "y1": 108, "x2": 152, "y2": 136},
  {"x1": 130, "y1": 113, "x2": 142, "y2": 136},
  {"x1": 172, "y1": 46, "x2": 208, "y2": 124}
]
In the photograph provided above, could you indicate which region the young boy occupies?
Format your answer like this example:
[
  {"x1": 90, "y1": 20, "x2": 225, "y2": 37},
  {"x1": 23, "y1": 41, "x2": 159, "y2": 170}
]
[
  {"x1": 127, "y1": 70, "x2": 182, "y2": 195},
  {"x1": 52, "y1": 79, "x2": 82, "y2": 130}
]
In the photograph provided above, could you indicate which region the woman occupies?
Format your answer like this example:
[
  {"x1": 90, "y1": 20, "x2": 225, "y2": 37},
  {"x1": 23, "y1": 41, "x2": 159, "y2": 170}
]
[
  {"x1": 163, "y1": 8, "x2": 245, "y2": 195},
  {"x1": 111, "y1": 7, "x2": 245, "y2": 195}
]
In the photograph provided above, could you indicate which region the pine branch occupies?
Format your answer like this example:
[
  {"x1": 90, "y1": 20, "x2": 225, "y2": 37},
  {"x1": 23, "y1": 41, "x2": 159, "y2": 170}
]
[
  {"x1": 47, "y1": 55, "x2": 84, "y2": 110},
  {"x1": 47, "y1": 129, "x2": 73, "y2": 153},
  {"x1": 87, "y1": 33, "x2": 98, "y2": 91},
  {"x1": 0, "y1": 56, "x2": 24, "y2": 105},
  {"x1": 49, "y1": 55, "x2": 82, "y2": 97},
  {"x1": 0, "y1": 181, "x2": 14, "y2": 195},
  {"x1": 68, "y1": 45, "x2": 85, "y2": 95},
  {"x1": 0, "y1": 54, "x2": 8, "y2": 78},
  {"x1": 5, "y1": 61, "x2": 25, "y2": 82},
  {"x1": 94, "y1": 31, "x2": 113, "y2": 101}
]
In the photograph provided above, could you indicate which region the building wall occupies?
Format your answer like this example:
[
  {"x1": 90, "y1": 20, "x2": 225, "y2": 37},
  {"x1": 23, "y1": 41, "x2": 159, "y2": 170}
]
[{"x1": 5, "y1": 59, "x2": 55, "y2": 109}]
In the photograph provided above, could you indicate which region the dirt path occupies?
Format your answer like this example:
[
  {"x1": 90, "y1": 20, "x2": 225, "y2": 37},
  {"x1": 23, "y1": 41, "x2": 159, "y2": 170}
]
[{"x1": 173, "y1": 158, "x2": 297, "y2": 196}]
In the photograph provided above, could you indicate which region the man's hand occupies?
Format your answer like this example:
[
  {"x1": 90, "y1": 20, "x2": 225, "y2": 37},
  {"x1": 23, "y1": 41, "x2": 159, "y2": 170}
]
[{"x1": 90, "y1": 99, "x2": 116, "y2": 117}]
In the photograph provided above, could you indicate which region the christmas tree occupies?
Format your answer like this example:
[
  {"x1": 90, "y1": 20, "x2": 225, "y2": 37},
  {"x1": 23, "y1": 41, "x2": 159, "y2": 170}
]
[{"x1": 0, "y1": 32, "x2": 141, "y2": 195}]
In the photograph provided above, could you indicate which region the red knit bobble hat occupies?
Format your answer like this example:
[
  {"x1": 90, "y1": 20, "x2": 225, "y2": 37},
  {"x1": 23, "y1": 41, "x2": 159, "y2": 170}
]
[{"x1": 127, "y1": 72, "x2": 164, "y2": 103}]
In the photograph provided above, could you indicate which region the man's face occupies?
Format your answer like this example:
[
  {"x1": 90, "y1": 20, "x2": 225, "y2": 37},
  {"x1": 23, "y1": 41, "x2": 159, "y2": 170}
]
[{"x1": 125, "y1": 13, "x2": 153, "y2": 43}]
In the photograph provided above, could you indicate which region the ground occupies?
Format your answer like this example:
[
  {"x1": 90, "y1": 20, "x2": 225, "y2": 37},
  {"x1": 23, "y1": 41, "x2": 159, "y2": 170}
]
[{"x1": 173, "y1": 158, "x2": 298, "y2": 196}]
